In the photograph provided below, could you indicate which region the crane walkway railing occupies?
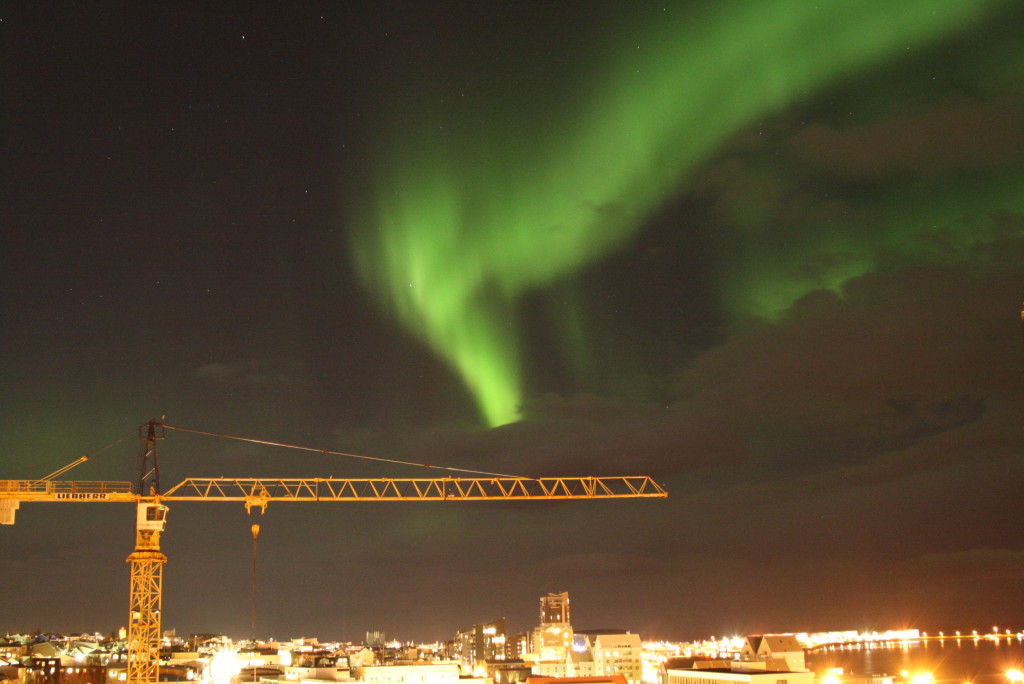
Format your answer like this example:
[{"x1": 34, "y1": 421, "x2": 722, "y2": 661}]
[{"x1": 0, "y1": 480, "x2": 135, "y2": 501}]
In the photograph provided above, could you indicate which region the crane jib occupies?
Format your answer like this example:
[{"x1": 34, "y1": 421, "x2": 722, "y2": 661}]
[{"x1": 0, "y1": 476, "x2": 667, "y2": 513}]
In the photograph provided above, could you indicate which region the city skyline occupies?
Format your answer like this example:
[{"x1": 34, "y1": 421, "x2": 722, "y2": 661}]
[
  {"x1": 5, "y1": 624, "x2": 1024, "y2": 684},
  {"x1": 3, "y1": 2, "x2": 1024, "y2": 641},
  {"x1": 2, "y1": 622, "x2": 1021, "y2": 652}
]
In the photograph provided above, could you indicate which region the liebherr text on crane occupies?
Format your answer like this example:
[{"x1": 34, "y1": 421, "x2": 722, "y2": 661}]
[{"x1": 0, "y1": 419, "x2": 667, "y2": 684}]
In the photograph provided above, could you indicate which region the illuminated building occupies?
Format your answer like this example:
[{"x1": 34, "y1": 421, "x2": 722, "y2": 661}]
[
  {"x1": 534, "y1": 593, "x2": 574, "y2": 662},
  {"x1": 821, "y1": 673, "x2": 894, "y2": 684},
  {"x1": 485, "y1": 660, "x2": 533, "y2": 684},
  {"x1": 531, "y1": 655, "x2": 575, "y2": 680},
  {"x1": 284, "y1": 651, "x2": 352, "y2": 682},
  {"x1": 355, "y1": 663, "x2": 461, "y2": 684},
  {"x1": 24, "y1": 659, "x2": 107, "y2": 684},
  {"x1": 738, "y1": 637, "x2": 805, "y2": 672},
  {"x1": 541, "y1": 593, "x2": 571, "y2": 625},
  {"x1": 665, "y1": 666, "x2": 814, "y2": 684},
  {"x1": 527, "y1": 675, "x2": 628, "y2": 684},
  {"x1": 508, "y1": 634, "x2": 530, "y2": 661},
  {"x1": 454, "y1": 618, "x2": 510, "y2": 666},
  {"x1": 456, "y1": 630, "x2": 475, "y2": 665},
  {"x1": 657, "y1": 659, "x2": 730, "y2": 684},
  {"x1": 350, "y1": 648, "x2": 376, "y2": 668},
  {"x1": 478, "y1": 619, "x2": 510, "y2": 662},
  {"x1": 592, "y1": 634, "x2": 643, "y2": 684}
]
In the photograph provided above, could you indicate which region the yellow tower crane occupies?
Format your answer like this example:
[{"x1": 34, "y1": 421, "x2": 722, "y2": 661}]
[{"x1": 0, "y1": 419, "x2": 667, "y2": 684}]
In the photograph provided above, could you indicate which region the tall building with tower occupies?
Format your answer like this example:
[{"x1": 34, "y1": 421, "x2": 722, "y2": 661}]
[
  {"x1": 533, "y1": 592, "x2": 573, "y2": 662},
  {"x1": 539, "y1": 592, "x2": 570, "y2": 625}
]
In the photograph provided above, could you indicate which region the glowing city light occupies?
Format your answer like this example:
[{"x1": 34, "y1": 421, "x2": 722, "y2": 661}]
[{"x1": 206, "y1": 647, "x2": 241, "y2": 684}]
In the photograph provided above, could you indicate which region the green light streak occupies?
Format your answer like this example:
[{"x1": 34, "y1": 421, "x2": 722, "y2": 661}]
[{"x1": 348, "y1": 1, "x2": 1005, "y2": 426}]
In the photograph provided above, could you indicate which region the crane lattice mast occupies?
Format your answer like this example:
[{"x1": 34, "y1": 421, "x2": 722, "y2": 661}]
[{"x1": 126, "y1": 421, "x2": 167, "y2": 684}]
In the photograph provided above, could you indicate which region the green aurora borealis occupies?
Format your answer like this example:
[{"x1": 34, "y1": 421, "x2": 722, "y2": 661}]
[{"x1": 348, "y1": 1, "x2": 1013, "y2": 427}]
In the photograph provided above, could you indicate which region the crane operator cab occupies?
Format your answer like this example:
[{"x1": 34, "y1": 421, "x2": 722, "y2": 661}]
[{"x1": 136, "y1": 502, "x2": 168, "y2": 532}]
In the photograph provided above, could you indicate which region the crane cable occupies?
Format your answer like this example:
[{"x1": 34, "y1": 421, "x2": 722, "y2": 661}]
[
  {"x1": 159, "y1": 423, "x2": 529, "y2": 479},
  {"x1": 33, "y1": 429, "x2": 137, "y2": 484}
]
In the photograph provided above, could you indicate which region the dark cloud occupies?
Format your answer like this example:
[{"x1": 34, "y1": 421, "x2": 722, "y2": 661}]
[
  {"x1": 790, "y1": 97, "x2": 1024, "y2": 179},
  {"x1": 914, "y1": 548, "x2": 1024, "y2": 578},
  {"x1": 195, "y1": 359, "x2": 311, "y2": 388},
  {"x1": 399, "y1": 393, "x2": 740, "y2": 480}
]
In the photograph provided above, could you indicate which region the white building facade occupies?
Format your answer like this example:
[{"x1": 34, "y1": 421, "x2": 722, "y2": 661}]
[
  {"x1": 667, "y1": 667, "x2": 815, "y2": 684},
  {"x1": 355, "y1": 664, "x2": 461, "y2": 684},
  {"x1": 591, "y1": 634, "x2": 642, "y2": 684}
]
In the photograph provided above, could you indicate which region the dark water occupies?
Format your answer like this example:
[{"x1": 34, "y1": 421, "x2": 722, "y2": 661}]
[{"x1": 806, "y1": 639, "x2": 1024, "y2": 684}]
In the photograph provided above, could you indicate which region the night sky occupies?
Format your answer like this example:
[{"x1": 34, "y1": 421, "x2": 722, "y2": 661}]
[{"x1": 3, "y1": 2, "x2": 1024, "y2": 643}]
